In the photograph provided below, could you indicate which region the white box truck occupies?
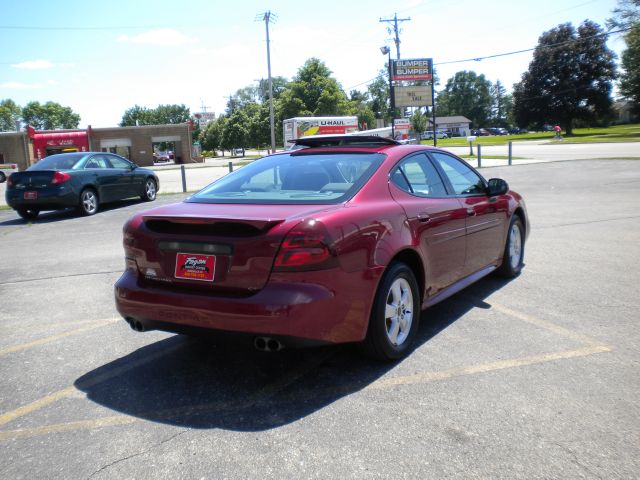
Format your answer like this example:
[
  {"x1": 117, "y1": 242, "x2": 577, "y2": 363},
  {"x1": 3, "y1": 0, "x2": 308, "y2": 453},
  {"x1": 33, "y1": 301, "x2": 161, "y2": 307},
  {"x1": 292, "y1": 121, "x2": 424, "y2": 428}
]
[{"x1": 283, "y1": 116, "x2": 359, "y2": 146}]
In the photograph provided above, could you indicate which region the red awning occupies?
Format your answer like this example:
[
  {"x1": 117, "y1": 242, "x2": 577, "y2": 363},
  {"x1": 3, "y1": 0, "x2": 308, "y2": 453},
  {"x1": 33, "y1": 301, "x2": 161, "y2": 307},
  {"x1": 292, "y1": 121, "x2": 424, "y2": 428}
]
[{"x1": 32, "y1": 131, "x2": 88, "y2": 140}]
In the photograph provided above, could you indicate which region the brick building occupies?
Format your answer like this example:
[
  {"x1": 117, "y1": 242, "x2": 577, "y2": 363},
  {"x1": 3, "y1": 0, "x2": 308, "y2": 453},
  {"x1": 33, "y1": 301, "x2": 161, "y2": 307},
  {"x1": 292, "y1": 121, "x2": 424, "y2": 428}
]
[{"x1": 0, "y1": 123, "x2": 198, "y2": 171}]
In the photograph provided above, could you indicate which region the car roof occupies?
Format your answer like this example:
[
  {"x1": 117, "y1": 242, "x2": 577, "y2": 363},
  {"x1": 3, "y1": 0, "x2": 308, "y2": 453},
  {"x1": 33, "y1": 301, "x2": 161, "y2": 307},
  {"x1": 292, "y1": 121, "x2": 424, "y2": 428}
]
[{"x1": 292, "y1": 135, "x2": 400, "y2": 149}]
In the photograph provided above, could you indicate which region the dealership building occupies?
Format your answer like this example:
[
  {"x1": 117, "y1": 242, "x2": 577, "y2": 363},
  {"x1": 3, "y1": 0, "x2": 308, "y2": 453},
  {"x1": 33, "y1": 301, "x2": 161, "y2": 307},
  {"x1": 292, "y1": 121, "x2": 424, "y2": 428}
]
[
  {"x1": 0, "y1": 123, "x2": 198, "y2": 171},
  {"x1": 428, "y1": 116, "x2": 472, "y2": 137}
]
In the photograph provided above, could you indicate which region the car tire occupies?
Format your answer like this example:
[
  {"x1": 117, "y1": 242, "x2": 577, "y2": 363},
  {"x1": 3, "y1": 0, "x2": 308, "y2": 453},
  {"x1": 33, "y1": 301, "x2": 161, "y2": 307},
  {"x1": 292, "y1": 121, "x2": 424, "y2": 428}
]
[
  {"x1": 496, "y1": 216, "x2": 525, "y2": 277},
  {"x1": 141, "y1": 178, "x2": 157, "y2": 202},
  {"x1": 17, "y1": 208, "x2": 39, "y2": 220},
  {"x1": 0, "y1": 171, "x2": 6, "y2": 183},
  {"x1": 359, "y1": 262, "x2": 420, "y2": 361},
  {"x1": 79, "y1": 188, "x2": 99, "y2": 216}
]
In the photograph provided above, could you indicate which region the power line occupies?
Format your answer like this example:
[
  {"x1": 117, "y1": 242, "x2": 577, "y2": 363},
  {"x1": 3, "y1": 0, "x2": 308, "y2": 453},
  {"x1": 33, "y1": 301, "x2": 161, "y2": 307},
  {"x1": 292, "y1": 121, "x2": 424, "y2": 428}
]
[{"x1": 346, "y1": 27, "x2": 631, "y2": 91}]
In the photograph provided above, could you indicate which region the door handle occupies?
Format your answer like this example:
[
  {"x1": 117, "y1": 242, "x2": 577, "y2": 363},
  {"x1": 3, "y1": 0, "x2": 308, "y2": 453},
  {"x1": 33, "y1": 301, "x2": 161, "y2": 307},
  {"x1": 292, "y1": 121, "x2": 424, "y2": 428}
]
[{"x1": 417, "y1": 213, "x2": 431, "y2": 222}]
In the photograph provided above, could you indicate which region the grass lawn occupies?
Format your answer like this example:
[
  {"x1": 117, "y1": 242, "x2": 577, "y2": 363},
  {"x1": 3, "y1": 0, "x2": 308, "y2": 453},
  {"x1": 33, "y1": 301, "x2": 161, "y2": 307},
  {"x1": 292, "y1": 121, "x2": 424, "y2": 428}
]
[{"x1": 427, "y1": 123, "x2": 640, "y2": 147}]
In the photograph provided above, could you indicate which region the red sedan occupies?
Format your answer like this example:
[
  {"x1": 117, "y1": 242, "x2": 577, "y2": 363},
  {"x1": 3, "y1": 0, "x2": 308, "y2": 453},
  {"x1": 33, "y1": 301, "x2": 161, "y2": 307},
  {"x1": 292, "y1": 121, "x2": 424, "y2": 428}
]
[{"x1": 115, "y1": 136, "x2": 528, "y2": 360}]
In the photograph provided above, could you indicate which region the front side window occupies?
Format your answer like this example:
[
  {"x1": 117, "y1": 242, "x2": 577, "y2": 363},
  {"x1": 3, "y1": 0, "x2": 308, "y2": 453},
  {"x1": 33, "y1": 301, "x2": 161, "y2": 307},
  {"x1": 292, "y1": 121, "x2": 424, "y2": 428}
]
[
  {"x1": 430, "y1": 152, "x2": 485, "y2": 195},
  {"x1": 187, "y1": 152, "x2": 385, "y2": 205},
  {"x1": 390, "y1": 154, "x2": 447, "y2": 197}
]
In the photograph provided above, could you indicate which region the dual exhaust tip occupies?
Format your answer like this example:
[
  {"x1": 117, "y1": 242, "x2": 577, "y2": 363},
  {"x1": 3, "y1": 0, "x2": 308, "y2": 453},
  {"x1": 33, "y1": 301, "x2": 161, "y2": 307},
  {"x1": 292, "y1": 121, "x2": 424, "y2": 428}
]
[
  {"x1": 126, "y1": 317, "x2": 284, "y2": 352},
  {"x1": 254, "y1": 336, "x2": 284, "y2": 352},
  {"x1": 126, "y1": 317, "x2": 146, "y2": 332}
]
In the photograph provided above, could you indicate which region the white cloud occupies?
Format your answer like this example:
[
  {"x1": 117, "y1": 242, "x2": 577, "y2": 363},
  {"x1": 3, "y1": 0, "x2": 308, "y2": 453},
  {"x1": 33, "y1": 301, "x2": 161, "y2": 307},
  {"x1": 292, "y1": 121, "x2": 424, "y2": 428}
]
[
  {"x1": 11, "y1": 60, "x2": 54, "y2": 70},
  {"x1": 0, "y1": 82, "x2": 42, "y2": 89},
  {"x1": 117, "y1": 29, "x2": 193, "y2": 47}
]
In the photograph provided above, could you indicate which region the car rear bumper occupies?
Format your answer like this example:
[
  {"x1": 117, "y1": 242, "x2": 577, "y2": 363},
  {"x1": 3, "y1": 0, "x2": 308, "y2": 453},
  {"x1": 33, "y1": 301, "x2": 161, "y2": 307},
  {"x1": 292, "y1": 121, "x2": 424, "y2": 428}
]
[
  {"x1": 114, "y1": 268, "x2": 380, "y2": 345},
  {"x1": 6, "y1": 187, "x2": 77, "y2": 211}
]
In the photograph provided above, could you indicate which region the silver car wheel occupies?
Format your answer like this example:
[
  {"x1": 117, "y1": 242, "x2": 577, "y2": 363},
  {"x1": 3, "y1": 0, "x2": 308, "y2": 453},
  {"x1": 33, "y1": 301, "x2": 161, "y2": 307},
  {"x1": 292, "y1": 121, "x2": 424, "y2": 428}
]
[
  {"x1": 81, "y1": 190, "x2": 98, "y2": 215},
  {"x1": 508, "y1": 222, "x2": 523, "y2": 270},
  {"x1": 145, "y1": 179, "x2": 157, "y2": 200},
  {"x1": 384, "y1": 278, "x2": 414, "y2": 346}
]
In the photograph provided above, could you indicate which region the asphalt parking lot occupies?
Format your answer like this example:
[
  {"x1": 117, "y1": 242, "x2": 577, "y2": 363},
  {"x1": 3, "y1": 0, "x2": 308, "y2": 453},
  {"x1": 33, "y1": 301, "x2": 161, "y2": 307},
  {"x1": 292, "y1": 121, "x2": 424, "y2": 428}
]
[{"x1": 0, "y1": 159, "x2": 638, "y2": 479}]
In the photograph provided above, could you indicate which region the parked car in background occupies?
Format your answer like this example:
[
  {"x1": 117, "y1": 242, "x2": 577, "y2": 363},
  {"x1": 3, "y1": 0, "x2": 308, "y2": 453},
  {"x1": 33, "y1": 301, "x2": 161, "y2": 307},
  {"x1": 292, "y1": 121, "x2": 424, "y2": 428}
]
[
  {"x1": 153, "y1": 152, "x2": 171, "y2": 163},
  {"x1": 5, "y1": 152, "x2": 159, "y2": 220},
  {"x1": 421, "y1": 130, "x2": 449, "y2": 140},
  {"x1": 489, "y1": 128, "x2": 508, "y2": 135},
  {"x1": 115, "y1": 135, "x2": 528, "y2": 361},
  {"x1": 0, "y1": 162, "x2": 18, "y2": 183}
]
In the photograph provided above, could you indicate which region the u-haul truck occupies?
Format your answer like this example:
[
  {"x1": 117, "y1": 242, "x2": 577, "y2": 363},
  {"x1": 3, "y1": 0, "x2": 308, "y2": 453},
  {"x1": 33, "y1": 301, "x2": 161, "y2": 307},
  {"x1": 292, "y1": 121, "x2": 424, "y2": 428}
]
[{"x1": 283, "y1": 116, "x2": 359, "y2": 145}]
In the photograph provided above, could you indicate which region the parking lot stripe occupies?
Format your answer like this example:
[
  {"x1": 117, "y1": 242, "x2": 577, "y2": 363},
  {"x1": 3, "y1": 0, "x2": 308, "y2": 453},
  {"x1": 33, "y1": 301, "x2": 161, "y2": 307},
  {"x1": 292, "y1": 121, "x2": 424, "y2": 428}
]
[
  {"x1": 0, "y1": 319, "x2": 118, "y2": 357},
  {"x1": 0, "y1": 415, "x2": 136, "y2": 441},
  {"x1": 0, "y1": 306, "x2": 613, "y2": 441},
  {"x1": 0, "y1": 340, "x2": 187, "y2": 428},
  {"x1": 0, "y1": 347, "x2": 334, "y2": 441},
  {"x1": 366, "y1": 345, "x2": 611, "y2": 390},
  {"x1": 489, "y1": 302, "x2": 606, "y2": 347},
  {"x1": 0, "y1": 386, "x2": 77, "y2": 427}
]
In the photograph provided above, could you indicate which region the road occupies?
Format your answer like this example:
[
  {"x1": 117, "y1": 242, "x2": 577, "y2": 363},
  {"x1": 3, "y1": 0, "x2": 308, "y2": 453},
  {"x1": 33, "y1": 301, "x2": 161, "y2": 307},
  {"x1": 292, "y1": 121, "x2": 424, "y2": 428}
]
[{"x1": 0, "y1": 159, "x2": 639, "y2": 478}]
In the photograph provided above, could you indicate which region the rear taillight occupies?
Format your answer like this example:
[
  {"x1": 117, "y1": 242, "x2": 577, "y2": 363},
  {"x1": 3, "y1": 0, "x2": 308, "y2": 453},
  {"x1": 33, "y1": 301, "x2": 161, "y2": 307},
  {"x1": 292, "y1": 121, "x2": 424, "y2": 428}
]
[
  {"x1": 6, "y1": 175, "x2": 14, "y2": 188},
  {"x1": 274, "y1": 220, "x2": 337, "y2": 271},
  {"x1": 51, "y1": 171, "x2": 71, "y2": 184}
]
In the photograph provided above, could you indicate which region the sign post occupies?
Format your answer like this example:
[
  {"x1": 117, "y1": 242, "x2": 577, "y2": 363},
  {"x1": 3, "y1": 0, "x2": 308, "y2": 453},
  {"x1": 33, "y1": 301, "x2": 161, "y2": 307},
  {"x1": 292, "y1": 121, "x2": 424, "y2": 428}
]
[{"x1": 391, "y1": 58, "x2": 435, "y2": 144}]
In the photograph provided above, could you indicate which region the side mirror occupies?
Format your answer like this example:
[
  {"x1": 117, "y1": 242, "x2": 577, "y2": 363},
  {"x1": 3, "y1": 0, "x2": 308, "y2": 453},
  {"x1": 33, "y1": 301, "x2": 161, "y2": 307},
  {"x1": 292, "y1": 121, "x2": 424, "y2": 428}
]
[
  {"x1": 487, "y1": 178, "x2": 509, "y2": 196},
  {"x1": 130, "y1": 163, "x2": 138, "y2": 170}
]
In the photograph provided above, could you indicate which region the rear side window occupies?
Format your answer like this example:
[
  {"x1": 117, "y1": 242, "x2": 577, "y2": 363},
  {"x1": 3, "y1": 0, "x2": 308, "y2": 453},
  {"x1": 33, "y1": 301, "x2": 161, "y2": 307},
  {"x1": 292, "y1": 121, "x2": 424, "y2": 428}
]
[
  {"x1": 188, "y1": 152, "x2": 385, "y2": 205},
  {"x1": 390, "y1": 153, "x2": 447, "y2": 197},
  {"x1": 430, "y1": 152, "x2": 485, "y2": 195}
]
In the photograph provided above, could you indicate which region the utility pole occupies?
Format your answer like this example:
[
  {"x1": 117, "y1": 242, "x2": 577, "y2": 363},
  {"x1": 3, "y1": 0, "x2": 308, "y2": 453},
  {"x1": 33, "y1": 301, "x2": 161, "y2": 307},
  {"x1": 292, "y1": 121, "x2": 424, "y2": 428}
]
[
  {"x1": 199, "y1": 99, "x2": 211, "y2": 114},
  {"x1": 379, "y1": 13, "x2": 410, "y2": 60},
  {"x1": 257, "y1": 11, "x2": 277, "y2": 154}
]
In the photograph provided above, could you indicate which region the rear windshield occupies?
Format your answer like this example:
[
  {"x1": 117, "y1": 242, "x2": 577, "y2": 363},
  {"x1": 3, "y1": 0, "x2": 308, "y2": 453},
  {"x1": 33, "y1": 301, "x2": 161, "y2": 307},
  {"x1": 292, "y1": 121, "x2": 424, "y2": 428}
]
[
  {"x1": 27, "y1": 154, "x2": 88, "y2": 171},
  {"x1": 187, "y1": 152, "x2": 385, "y2": 205}
]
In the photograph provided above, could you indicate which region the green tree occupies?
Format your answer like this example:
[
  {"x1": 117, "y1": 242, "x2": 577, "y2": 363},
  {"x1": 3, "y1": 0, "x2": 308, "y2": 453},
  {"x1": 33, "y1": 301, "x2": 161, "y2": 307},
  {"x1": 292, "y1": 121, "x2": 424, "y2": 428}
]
[
  {"x1": 410, "y1": 109, "x2": 428, "y2": 134},
  {"x1": 436, "y1": 71, "x2": 492, "y2": 127},
  {"x1": 367, "y1": 69, "x2": 391, "y2": 124},
  {"x1": 513, "y1": 21, "x2": 617, "y2": 134},
  {"x1": 22, "y1": 101, "x2": 81, "y2": 130},
  {"x1": 0, "y1": 99, "x2": 21, "y2": 132},
  {"x1": 607, "y1": 0, "x2": 640, "y2": 28},
  {"x1": 278, "y1": 58, "x2": 350, "y2": 119},
  {"x1": 620, "y1": 25, "x2": 640, "y2": 116},
  {"x1": 490, "y1": 80, "x2": 513, "y2": 127},
  {"x1": 200, "y1": 116, "x2": 225, "y2": 152},
  {"x1": 120, "y1": 104, "x2": 190, "y2": 126},
  {"x1": 221, "y1": 109, "x2": 250, "y2": 151}
]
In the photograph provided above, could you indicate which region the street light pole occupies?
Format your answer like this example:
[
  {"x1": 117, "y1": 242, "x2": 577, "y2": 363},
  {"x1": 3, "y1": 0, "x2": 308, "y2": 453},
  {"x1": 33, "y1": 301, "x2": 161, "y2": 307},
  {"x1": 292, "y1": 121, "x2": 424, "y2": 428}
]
[
  {"x1": 261, "y1": 11, "x2": 277, "y2": 154},
  {"x1": 381, "y1": 46, "x2": 395, "y2": 139}
]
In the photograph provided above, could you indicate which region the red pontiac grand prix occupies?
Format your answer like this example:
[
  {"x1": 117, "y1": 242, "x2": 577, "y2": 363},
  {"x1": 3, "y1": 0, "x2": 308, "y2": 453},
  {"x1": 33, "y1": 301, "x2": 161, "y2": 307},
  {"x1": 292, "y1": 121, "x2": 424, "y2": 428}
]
[{"x1": 114, "y1": 136, "x2": 528, "y2": 360}]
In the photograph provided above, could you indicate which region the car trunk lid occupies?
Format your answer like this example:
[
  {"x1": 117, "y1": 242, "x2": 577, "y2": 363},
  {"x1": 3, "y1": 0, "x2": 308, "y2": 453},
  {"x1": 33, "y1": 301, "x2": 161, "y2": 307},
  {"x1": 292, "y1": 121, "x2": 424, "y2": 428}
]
[{"x1": 133, "y1": 203, "x2": 341, "y2": 293}]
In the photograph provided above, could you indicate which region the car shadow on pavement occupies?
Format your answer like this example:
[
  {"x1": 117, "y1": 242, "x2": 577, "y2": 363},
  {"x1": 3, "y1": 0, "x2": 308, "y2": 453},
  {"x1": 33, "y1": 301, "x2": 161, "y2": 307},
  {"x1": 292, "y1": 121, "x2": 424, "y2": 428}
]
[{"x1": 74, "y1": 275, "x2": 512, "y2": 432}]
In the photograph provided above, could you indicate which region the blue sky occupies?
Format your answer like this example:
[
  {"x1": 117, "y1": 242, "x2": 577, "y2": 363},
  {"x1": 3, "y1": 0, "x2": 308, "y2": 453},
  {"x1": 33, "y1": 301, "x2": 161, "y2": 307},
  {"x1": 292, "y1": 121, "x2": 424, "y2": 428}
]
[{"x1": 0, "y1": 0, "x2": 624, "y2": 128}]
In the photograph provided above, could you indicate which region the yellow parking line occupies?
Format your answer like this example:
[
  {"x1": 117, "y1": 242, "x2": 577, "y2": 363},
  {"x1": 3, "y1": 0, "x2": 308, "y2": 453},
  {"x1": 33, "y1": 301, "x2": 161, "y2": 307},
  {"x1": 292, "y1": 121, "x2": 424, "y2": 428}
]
[
  {"x1": 490, "y1": 302, "x2": 605, "y2": 347},
  {"x1": 0, "y1": 319, "x2": 118, "y2": 357},
  {"x1": 366, "y1": 344, "x2": 611, "y2": 390},
  {"x1": 0, "y1": 415, "x2": 136, "y2": 441},
  {"x1": 0, "y1": 305, "x2": 613, "y2": 441},
  {"x1": 0, "y1": 386, "x2": 77, "y2": 428},
  {"x1": 0, "y1": 344, "x2": 612, "y2": 441}
]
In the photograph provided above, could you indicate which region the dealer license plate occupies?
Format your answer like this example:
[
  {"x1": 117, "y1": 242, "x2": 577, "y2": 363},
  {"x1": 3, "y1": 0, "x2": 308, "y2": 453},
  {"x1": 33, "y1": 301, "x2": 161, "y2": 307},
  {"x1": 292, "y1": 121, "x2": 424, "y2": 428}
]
[
  {"x1": 24, "y1": 191, "x2": 38, "y2": 200},
  {"x1": 174, "y1": 253, "x2": 216, "y2": 282}
]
